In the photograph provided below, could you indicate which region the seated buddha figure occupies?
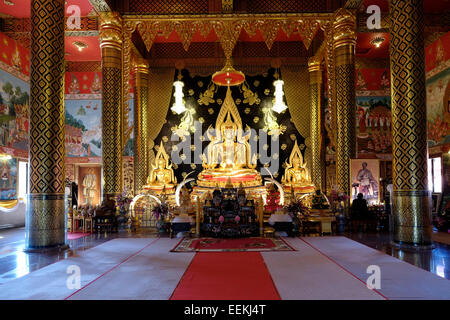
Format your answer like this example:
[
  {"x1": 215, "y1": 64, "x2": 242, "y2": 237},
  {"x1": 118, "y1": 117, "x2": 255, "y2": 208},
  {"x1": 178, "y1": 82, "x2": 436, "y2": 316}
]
[
  {"x1": 145, "y1": 141, "x2": 177, "y2": 191},
  {"x1": 177, "y1": 185, "x2": 194, "y2": 215},
  {"x1": 282, "y1": 140, "x2": 314, "y2": 192},
  {"x1": 198, "y1": 87, "x2": 261, "y2": 188}
]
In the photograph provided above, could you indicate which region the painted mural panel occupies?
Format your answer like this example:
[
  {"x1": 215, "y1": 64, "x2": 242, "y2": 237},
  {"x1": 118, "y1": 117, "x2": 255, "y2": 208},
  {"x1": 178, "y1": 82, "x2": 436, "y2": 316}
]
[
  {"x1": 0, "y1": 158, "x2": 17, "y2": 200},
  {"x1": 0, "y1": 32, "x2": 30, "y2": 80},
  {"x1": 426, "y1": 31, "x2": 450, "y2": 147},
  {"x1": 0, "y1": 68, "x2": 29, "y2": 153},
  {"x1": 426, "y1": 66, "x2": 450, "y2": 147},
  {"x1": 65, "y1": 99, "x2": 102, "y2": 157},
  {"x1": 356, "y1": 96, "x2": 392, "y2": 156}
]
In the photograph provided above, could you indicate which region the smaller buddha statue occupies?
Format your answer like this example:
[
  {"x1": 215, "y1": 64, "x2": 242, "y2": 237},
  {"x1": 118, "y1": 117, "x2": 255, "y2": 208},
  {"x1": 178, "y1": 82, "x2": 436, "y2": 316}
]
[
  {"x1": 282, "y1": 140, "x2": 315, "y2": 193},
  {"x1": 178, "y1": 185, "x2": 194, "y2": 215},
  {"x1": 237, "y1": 183, "x2": 246, "y2": 206},
  {"x1": 145, "y1": 141, "x2": 177, "y2": 191}
]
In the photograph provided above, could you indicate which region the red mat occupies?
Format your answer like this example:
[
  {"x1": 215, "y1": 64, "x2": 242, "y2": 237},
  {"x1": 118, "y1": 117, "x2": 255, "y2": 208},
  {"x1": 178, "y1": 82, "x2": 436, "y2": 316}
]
[
  {"x1": 171, "y1": 237, "x2": 295, "y2": 252},
  {"x1": 170, "y1": 252, "x2": 281, "y2": 300},
  {"x1": 67, "y1": 232, "x2": 91, "y2": 240}
]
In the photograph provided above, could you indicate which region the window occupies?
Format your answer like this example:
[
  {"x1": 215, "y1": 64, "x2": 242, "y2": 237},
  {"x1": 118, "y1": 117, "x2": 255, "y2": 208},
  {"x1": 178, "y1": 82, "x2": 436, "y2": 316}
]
[
  {"x1": 18, "y1": 161, "x2": 28, "y2": 201},
  {"x1": 428, "y1": 157, "x2": 442, "y2": 193}
]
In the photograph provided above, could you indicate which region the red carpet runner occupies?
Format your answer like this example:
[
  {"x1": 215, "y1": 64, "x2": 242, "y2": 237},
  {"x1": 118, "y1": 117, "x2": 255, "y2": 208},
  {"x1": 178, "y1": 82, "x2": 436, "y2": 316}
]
[
  {"x1": 67, "y1": 232, "x2": 91, "y2": 240},
  {"x1": 170, "y1": 252, "x2": 281, "y2": 300}
]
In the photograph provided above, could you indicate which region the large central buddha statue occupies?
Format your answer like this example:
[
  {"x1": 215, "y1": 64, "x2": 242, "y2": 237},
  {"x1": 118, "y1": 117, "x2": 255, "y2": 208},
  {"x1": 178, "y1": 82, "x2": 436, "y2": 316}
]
[{"x1": 197, "y1": 87, "x2": 262, "y2": 188}]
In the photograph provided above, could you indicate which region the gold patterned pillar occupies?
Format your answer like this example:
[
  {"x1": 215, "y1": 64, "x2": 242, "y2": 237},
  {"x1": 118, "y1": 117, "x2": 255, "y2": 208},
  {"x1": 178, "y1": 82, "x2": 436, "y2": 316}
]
[
  {"x1": 333, "y1": 9, "x2": 357, "y2": 197},
  {"x1": 390, "y1": 0, "x2": 432, "y2": 246},
  {"x1": 308, "y1": 57, "x2": 325, "y2": 191},
  {"x1": 26, "y1": 0, "x2": 66, "y2": 249},
  {"x1": 133, "y1": 58, "x2": 150, "y2": 194},
  {"x1": 99, "y1": 12, "x2": 123, "y2": 200}
]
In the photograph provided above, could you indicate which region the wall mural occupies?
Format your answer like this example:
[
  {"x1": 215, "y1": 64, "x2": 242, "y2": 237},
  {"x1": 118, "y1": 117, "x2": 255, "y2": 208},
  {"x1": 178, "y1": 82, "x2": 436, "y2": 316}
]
[
  {"x1": 426, "y1": 31, "x2": 450, "y2": 147},
  {"x1": 153, "y1": 68, "x2": 306, "y2": 184},
  {"x1": 0, "y1": 68, "x2": 29, "y2": 156},
  {"x1": 356, "y1": 96, "x2": 392, "y2": 156},
  {"x1": 65, "y1": 72, "x2": 102, "y2": 98},
  {"x1": 65, "y1": 99, "x2": 102, "y2": 157},
  {"x1": 0, "y1": 157, "x2": 17, "y2": 200},
  {"x1": 325, "y1": 67, "x2": 392, "y2": 159},
  {"x1": 64, "y1": 96, "x2": 134, "y2": 159},
  {"x1": 0, "y1": 32, "x2": 29, "y2": 81}
]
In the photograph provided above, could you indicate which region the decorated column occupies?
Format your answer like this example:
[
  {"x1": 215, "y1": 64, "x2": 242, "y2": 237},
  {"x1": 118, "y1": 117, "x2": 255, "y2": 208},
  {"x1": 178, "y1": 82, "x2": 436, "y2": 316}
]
[
  {"x1": 26, "y1": 0, "x2": 66, "y2": 249},
  {"x1": 308, "y1": 57, "x2": 325, "y2": 191},
  {"x1": 99, "y1": 12, "x2": 124, "y2": 200},
  {"x1": 133, "y1": 58, "x2": 150, "y2": 194},
  {"x1": 389, "y1": 0, "x2": 432, "y2": 246},
  {"x1": 333, "y1": 8, "x2": 357, "y2": 197}
]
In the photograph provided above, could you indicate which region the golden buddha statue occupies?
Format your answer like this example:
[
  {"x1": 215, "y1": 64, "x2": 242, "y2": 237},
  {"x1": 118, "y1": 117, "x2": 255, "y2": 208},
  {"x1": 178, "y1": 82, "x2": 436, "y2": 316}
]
[
  {"x1": 176, "y1": 185, "x2": 195, "y2": 215},
  {"x1": 282, "y1": 140, "x2": 315, "y2": 193},
  {"x1": 145, "y1": 141, "x2": 177, "y2": 191},
  {"x1": 197, "y1": 87, "x2": 262, "y2": 188}
]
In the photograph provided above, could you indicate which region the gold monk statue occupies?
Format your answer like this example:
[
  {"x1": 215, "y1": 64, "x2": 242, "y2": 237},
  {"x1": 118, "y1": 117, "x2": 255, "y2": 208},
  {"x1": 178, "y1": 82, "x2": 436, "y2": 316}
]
[
  {"x1": 282, "y1": 140, "x2": 314, "y2": 191},
  {"x1": 197, "y1": 87, "x2": 261, "y2": 188},
  {"x1": 146, "y1": 141, "x2": 177, "y2": 189}
]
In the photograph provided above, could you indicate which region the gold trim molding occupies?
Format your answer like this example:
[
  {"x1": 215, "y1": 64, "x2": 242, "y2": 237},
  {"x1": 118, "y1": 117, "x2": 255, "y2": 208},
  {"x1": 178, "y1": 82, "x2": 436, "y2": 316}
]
[
  {"x1": 333, "y1": 8, "x2": 357, "y2": 49},
  {"x1": 99, "y1": 12, "x2": 123, "y2": 51}
]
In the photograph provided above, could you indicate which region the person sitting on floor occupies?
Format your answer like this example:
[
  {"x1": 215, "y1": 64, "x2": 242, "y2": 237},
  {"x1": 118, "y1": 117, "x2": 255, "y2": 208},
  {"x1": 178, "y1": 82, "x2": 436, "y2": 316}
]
[{"x1": 351, "y1": 193, "x2": 369, "y2": 232}]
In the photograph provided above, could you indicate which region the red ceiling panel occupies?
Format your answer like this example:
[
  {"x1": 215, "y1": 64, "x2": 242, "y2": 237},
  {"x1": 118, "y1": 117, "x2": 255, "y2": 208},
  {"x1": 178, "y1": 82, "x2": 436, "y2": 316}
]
[
  {"x1": 65, "y1": 36, "x2": 101, "y2": 61},
  {"x1": 356, "y1": 32, "x2": 390, "y2": 58},
  {"x1": 0, "y1": 0, "x2": 94, "y2": 18}
]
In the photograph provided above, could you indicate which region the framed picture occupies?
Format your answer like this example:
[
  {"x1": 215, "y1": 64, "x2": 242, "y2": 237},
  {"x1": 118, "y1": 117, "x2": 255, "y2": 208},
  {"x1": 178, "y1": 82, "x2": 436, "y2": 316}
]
[
  {"x1": 77, "y1": 166, "x2": 101, "y2": 206},
  {"x1": 350, "y1": 159, "x2": 380, "y2": 204},
  {"x1": 431, "y1": 193, "x2": 442, "y2": 215}
]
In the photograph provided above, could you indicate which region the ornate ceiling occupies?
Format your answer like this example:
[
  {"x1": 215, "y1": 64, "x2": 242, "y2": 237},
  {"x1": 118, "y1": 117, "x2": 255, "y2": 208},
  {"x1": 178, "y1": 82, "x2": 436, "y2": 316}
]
[{"x1": 0, "y1": 0, "x2": 448, "y2": 68}]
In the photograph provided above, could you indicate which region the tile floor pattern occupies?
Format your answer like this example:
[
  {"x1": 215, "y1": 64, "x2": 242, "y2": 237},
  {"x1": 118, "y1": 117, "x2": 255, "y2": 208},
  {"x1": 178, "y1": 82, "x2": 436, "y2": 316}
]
[{"x1": 0, "y1": 228, "x2": 449, "y2": 300}]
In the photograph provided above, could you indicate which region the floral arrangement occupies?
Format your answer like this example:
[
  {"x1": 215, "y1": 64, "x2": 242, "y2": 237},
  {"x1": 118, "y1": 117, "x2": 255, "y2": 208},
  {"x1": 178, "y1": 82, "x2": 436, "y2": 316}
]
[
  {"x1": 152, "y1": 200, "x2": 170, "y2": 222},
  {"x1": 330, "y1": 189, "x2": 350, "y2": 203},
  {"x1": 284, "y1": 198, "x2": 309, "y2": 218},
  {"x1": 116, "y1": 189, "x2": 133, "y2": 214}
]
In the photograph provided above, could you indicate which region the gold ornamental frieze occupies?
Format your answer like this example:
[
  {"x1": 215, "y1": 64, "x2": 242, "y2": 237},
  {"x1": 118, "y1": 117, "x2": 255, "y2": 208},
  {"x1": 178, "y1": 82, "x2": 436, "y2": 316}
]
[{"x1": 123, "y1": 13, "x2": 333, "y2": 55}]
